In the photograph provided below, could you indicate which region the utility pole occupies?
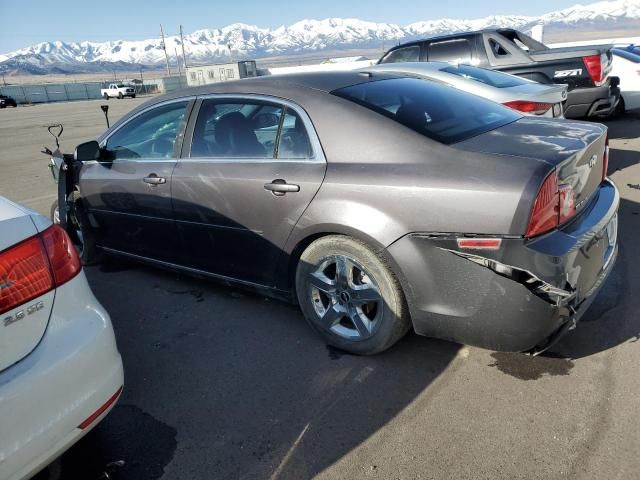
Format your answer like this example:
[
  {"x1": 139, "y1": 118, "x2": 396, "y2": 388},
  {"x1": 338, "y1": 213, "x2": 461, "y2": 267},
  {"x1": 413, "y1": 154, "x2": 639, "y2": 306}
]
[
  {"x1": 180, "y1": 25, "x2": 188, "y2": 70},
  {"x1": 175, "y1": 48, "x2": 182, "y2": 77},
  {"x1": 160, "y1": 24, "x2": 172, "y2": 76}
]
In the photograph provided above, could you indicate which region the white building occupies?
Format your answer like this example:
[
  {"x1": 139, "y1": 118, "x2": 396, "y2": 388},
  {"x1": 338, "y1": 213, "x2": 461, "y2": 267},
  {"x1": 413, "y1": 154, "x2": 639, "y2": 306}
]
[{"x1": 185, "y1": 61, "x2": 258, "y2": 86}]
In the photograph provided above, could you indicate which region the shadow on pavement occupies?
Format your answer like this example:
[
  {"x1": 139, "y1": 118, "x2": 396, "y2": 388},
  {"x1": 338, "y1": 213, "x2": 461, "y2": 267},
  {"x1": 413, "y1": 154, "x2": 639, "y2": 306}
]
[{"x1": 45, "y1": 264, "x2": 459, "y2": 480}]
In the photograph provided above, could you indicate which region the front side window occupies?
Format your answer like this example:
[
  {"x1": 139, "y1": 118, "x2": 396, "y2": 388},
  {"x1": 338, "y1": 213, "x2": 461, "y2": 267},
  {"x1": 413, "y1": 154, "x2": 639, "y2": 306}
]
[
  {"x1": 380, "y1": 45, "x2": 421, "y2": 64},
  {"x1": 333, "y1": 77, "x2": 521, "y2": 145},
  {"x1": 105, "y1": 101, "x2": 189, "y2": 160}
]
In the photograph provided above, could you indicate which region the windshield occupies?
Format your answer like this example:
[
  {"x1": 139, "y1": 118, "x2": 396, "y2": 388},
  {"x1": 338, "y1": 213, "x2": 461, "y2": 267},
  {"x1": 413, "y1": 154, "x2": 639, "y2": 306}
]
[
  {"x1": 332, "y1": 77, "x2": 521, "y2": 145},
  {"x1": 441, "y1": 64, "x2": 529, "y2": 88}
]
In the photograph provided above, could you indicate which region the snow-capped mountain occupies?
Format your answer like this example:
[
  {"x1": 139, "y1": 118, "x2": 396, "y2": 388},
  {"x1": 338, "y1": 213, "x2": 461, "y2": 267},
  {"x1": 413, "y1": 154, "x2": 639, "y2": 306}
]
[{"x1": 1, "y1": 0, "x2": 638, "y2": 74}]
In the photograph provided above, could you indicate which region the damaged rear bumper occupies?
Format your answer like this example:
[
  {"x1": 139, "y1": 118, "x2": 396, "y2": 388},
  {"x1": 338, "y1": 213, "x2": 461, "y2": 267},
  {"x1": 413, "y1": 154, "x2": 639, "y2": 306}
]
[{"x1": 387, "y1": 179, "x2": 619, "y2": 352}]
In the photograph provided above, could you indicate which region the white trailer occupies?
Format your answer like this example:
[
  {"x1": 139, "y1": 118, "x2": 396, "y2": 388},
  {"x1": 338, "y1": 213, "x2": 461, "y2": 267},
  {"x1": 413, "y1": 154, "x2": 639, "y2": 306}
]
[{"x1": 185, "y1": 61, "x2": 258, "y2": 86}]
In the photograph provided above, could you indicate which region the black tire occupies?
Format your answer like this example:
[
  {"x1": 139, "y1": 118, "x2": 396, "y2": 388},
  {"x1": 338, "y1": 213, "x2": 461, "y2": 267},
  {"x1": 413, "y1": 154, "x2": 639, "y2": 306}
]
[
  {"x1": 132, "y1": 94, "x2": 136, "y2": 99},
  {"x1": 613, "y1": 97, "x2": 626, "y2": 118},
  {"x1": 295, "y1": 235, "x2": 410, "y2": 355},
  {"x1": 118, "y1": 92, "x2": 123, "y2": 99},
  {"x1": 51, "y1": 193, "x2": 102, "y2": 266}
]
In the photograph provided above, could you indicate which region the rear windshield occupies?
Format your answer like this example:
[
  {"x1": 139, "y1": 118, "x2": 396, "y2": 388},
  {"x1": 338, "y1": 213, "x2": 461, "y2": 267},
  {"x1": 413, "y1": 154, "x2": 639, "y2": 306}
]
[
  {"x1": 441, "y1": 64, "x2": 527, "y2": 88},
  {"x1": 332, "y1": 77, "x2": 520, "y2": 144}
]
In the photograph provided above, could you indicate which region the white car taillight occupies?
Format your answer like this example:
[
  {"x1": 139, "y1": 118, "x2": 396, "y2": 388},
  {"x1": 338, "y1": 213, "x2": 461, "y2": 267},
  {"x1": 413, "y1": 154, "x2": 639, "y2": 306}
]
[{"x1": 0, "y1": 225, "x2": 81, "y2": 315}]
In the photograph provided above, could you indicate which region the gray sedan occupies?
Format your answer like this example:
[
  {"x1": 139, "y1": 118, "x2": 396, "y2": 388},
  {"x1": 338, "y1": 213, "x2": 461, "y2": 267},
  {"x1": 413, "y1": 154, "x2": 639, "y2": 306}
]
[
  {"x1": 71, "y1": 71, "x2": 618, "y2": 355},
  {"x1": 365, "y1": 62, "x2": 568, "y2": 117}
]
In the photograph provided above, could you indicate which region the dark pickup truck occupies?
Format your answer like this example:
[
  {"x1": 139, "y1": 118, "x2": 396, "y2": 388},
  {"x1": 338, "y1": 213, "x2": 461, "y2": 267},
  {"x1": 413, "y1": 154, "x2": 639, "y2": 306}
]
[{"x1": 379, "y1": 28, "x2": 620, "y2": 119}]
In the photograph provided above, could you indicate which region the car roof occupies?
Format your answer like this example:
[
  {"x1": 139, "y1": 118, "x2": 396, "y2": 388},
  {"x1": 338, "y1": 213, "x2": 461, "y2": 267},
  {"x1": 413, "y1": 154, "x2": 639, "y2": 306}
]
[
  {"x1": 365, "y1": 61, "x2": 451, "y2": 74},
  {"x1": 132, "y1": 70, "x2": 402, "y2": 110},
  {"x1": 382, "y1": 28, "x2": 515, "y2": 54}
]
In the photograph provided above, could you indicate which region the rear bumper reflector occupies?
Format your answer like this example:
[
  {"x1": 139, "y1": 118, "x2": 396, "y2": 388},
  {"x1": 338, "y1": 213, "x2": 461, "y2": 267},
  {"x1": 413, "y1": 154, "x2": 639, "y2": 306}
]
[
  {"x1": 456, "y1": 238, "x2": 502, "y2": 250},
  {"x1": 78, "y1": 385, "x2": 123, "y2": 430}
]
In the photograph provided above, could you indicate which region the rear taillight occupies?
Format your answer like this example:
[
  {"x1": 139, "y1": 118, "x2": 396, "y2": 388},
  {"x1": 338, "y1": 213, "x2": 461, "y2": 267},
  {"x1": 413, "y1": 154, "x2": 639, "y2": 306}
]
[
  {"x1": 583, "y1": 55, "x2": 603, "y2": 86},
  {"x1": 526, "y1": 171, "x2": 577, "y2": 238},
  {"x1": 0, "y1": 225, "x2": 81, "y2": 315},
  {"x1": 602, "y1": 135, "x2": 609, "y2": 181},
  {"x1": 558, "y1": 184, "x2": 576, "y2": 223},
  {"x1": 503, "y1": 101, "x2": 552, "y2": 115}
]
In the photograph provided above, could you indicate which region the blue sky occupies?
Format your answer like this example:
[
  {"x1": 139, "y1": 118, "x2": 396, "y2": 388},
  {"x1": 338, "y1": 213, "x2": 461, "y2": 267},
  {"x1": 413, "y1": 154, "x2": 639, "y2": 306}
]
[{"x1": 1, "y1": 0, "x2": 585, "y2": 52}]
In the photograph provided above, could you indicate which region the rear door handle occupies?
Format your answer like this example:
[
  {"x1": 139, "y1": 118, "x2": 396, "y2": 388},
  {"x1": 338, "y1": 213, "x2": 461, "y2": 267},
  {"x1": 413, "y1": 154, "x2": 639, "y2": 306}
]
[
  {"x1": 264, "y1": 179, "x2": 300, "y2": 196},
  {"x1": 144, "y1": 174, "x2": 166, "y2": 185}
]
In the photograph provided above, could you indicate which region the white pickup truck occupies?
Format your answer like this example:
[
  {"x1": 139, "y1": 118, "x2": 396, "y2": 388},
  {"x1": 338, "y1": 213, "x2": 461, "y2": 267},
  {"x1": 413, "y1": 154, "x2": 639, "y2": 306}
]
[{"x1": 100, "y1": 83, "x2": 136, "y2": 99}]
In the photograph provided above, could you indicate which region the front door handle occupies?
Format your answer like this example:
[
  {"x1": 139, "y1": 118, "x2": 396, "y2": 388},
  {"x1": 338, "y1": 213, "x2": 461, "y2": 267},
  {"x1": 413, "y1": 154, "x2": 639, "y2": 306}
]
[
  {"x1": 264, "y1": 179, "x2": 300, "y2": 196},
  {"x1": 144, "y1": 174, "x2": 166, "y2": 186}
]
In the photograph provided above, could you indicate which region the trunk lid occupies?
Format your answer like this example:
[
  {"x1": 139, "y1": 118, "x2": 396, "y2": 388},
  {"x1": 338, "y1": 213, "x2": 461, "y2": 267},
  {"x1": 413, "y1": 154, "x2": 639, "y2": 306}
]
[
  {"x1": 503, "y1": 83, "x2": 567, "y2": 105},
  {"x1": 453, "y1": 117, "x2": 607, "y2": 216},
  {"x1": 0, "y1": 197, "x2": 54, "y2": 372}
]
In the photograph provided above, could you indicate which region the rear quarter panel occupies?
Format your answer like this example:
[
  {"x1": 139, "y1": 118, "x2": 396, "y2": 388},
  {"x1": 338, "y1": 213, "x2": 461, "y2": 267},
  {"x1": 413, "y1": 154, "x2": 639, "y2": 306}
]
[{"x1": 284, "y1": 93, "x2": 553, "y2": 252}]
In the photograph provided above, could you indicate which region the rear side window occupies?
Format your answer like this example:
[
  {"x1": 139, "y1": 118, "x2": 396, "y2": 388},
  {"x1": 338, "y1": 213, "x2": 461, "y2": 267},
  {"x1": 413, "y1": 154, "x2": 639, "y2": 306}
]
[
  {"x1": 332, "y1": 77, "x2": 521, "y2": 145},
  {"x1": 489, "y1": 39, "x2": 510, "y2": 56},
  {"x1": 428, "y1": 39, "x2": 472, "y2": 63},
  {"x1": 380, "y1": 45, "x2": 421, "y2": 64},
  {"x1": 441, "y1": 64, "x2": 528, "y2": 88},
  {"x1": 190, "y1": 99, "x2": 314, "y2": 159},
  {"x1": 191, "y1": 100, "x2": 282, "y2": 158}
]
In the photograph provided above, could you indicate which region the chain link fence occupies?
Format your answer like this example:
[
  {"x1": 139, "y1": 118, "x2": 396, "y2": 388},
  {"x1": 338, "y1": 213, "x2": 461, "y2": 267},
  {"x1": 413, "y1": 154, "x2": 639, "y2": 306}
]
[{"x1": 0, "y1": 76, "x2": 187, "y2": 105}]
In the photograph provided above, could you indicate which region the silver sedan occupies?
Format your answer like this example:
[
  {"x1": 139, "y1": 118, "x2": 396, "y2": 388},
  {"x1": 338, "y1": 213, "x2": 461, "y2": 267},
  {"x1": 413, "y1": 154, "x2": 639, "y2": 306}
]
[{"x1": 364, "y1": 61, "x2": 568, "y2": 117}]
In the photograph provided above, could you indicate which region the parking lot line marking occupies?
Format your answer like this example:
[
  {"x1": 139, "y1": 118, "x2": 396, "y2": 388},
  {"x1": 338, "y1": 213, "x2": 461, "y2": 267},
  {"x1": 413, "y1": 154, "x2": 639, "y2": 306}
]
[{"x1": 269, "y1": 422, "x2": 311, "y2": 480}]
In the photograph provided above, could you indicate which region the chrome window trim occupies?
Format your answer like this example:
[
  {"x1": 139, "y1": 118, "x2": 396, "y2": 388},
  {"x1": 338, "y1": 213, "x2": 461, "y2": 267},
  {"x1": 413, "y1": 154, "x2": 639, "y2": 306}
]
[{"x1": 186, "y1": 93, "x2": 326, "y2": 164}]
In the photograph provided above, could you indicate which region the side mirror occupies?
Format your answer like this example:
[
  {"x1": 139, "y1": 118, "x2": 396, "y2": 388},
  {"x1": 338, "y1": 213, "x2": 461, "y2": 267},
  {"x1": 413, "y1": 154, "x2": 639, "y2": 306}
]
[{"x1": 74, "y1": 140, "x2": 101, "y2": 162}]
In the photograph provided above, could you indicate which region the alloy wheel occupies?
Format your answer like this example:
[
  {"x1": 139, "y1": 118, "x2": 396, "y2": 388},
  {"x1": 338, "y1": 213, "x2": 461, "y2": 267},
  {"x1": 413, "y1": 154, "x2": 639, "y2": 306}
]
[{"x1": 308, "y1": 255, "x2": 383, "y2": 340}]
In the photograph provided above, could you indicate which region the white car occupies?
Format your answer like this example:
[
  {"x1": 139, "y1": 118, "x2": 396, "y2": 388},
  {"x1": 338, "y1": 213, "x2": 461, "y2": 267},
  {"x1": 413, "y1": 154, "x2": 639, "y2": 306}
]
[
  {"x1": 0, "y1": 196, "x2": 123, "y2": 480},
  {"x1": 363, "y1": 62, "x2": 568, "y2": 118},
  {"x1": 611, "y1": 48, "x2": 640, "y2": 113},
  {"x1": 101, "y1": 83, "x2": 136, "y2": 99}
]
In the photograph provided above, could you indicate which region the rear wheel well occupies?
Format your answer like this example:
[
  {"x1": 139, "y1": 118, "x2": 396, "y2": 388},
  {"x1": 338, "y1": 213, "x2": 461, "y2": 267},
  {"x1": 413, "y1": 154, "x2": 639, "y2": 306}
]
[{"x1": 287, "y1": 231, "x2": 406, "y2": 307}]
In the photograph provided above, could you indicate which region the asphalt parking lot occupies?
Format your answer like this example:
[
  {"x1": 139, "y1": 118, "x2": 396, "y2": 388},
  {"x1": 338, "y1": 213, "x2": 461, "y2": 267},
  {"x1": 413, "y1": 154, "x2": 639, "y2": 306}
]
[{"x1": 1, "y1": 99, "x2": 640, "y2": 480}]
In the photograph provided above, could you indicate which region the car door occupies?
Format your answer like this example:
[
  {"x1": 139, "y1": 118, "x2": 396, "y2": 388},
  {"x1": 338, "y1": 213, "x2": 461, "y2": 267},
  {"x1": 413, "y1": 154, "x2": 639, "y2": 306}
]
[
  {"x1": 171, "y1": 95, "x2": 326, "y2": 290},
  {"x1": 80, "y1": 98, "x2": 193, "y2": 262}
]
